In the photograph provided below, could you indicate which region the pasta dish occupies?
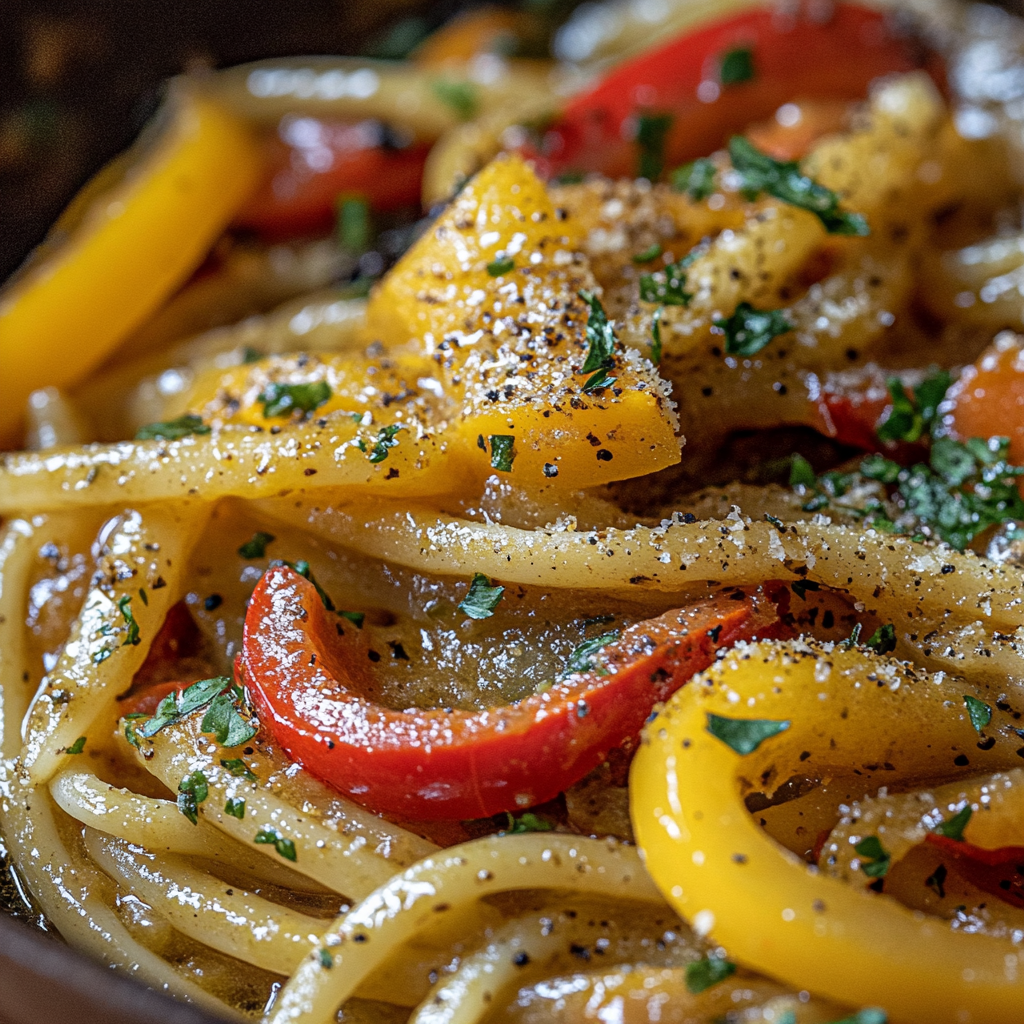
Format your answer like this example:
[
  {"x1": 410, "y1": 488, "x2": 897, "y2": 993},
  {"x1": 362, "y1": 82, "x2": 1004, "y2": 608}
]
[{"x1": 2, "y1": 1, "x2": 1024, "y2": 1022}]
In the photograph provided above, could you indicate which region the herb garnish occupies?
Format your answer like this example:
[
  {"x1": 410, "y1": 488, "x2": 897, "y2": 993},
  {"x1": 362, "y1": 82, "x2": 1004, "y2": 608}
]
[
  {"x1": 720, "y1": 46, "x2": 755, "y2": 86},
  {"x1": 963, "y1": 695, "x2": 991, "y2": 733},
  {"x1": 337, "y1": 195, "x2": 370, "y2": 253},
  {"x1": 201, "y1": 692, "x2": 257, "y2": 748},
  {"x1": 876, "y1": 371, "x2": 951, "y2": 444},
  {"x1": 225, "y1": 798, "x2": 246, "y2": 820},
  {"x1": 254, "y1": 828, "x2": 298, "y2": 862},
  {"x1": 139, "y1": 676, "x2": 230, "y2": 739},
  {"x1": 487, "y1": 255, "x2": 515, "y2": 276},
  {"x1": 118, "y1": 595, "x2": 140, "y2": 647},
  {"x1": 238, "y1": 531, "x2": 275, "y2": 559},
  {"x1": 865, "y1": 623, "x2": 896, "y2": 656},
  {"x1": 854, "y1": 835, "x2": 890, "y2": 878},
  {"x1": 632, "y1": 243, "x2": 663, "y2": 264},
  {"x1": 275, "y1": 559, "x2": 336, "y2": 612},
  {"x1": 639, "y1": 251, "x2": 697, "y2": 307},
  {"x1": 713, "y1": 302, "x2": 792, "y2": 357},
  {"x1": 562, "y1": 630, "x2": 620, "y2": 677},
  {"x1": 135, "y1": 414, "x2": 211, "y2": 441},
  {"x1": 221, "y1": 758, "x2": 258, "y2": 782},
  {"x1": 935, "y1": 804, "x2": 972, "y2": 841},
  {"x1": 503, "y1": 812, "x2": 553, "y2": 834},
  {"x1": 357, "y1": 423, "x2": 403, "y2": 464},
  {"x1": 578, "y1": 290, "x2": 618, "y2": 391},
  {"x1": 685, "y1": 955, "x2": 736, "y2": 994},
  {"x1": 488, "y1": 435, "x2": 517, "y2": 472},
  {"x1": 728, "y1": 136, "x2": 870, "y2": 236},
  {"x1": 432, "y1": 78, "x2": 478, "y2": 120},
  {"x1": 706, "y1": 713, "x2": 790, "y2": 755},
  {"x1": 259, "y1": 381, "x2": 332, "y2": 419},
  {"x1": 636, "y1": 112, "x2": 673, "y2": 181},
  {"x1": 66, "y1": 736, "x2": 86, "y2": 755},
  {"x1": 178, "y1": 770, "x2": 209, "y2": 825},
  {"x1": 671, "y1": 158, "x2": 717, "y2": 200},
  {"x1": 458, "y1": 573, "x2": 505, "y2": 620},
  {"x1": 317, "y1": 948, "x2": 334, "y2": 969}
]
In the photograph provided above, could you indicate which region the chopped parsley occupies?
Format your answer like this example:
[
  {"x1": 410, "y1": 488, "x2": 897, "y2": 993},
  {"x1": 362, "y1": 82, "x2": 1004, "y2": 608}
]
[
  {"x1": 458, "y1": 573, "x2": 505, "y2": 620},
  {"x1": 486, "y1": 255, "x2": 515, "y2": 277},
  {"x1": 963, "y1": 695, "x2": 991, "y2": 732},
  {"x1": 562, "y1": 630, "x2": 620, "y2": 678},
  {"x1": 201, "y1": 692, "x2": 257, "y2": 748},
  {"x1": 840, "y1": 622, "x2": 863, "y2": 649},
  {"x1": 578, "y1": 290, "x2": 618, "y2": 383},
  {"x1": 238, "y1": 531, "x2": 275, "y2": 559},
  {"x1": 359, "y1": 423, "x2": 403, "y2": 464},
  {"x1": 317, "y1": 948, "x2": 334, "y2": 969},
  {"x1": 221, "y1": 758, "x2": 258, "y2": 783},
  {"x1": 632, "y1": 243, "x2": 663, "y2": 264},
  {"x1": 865, "y1": 623, "x2": 896, "y2": 656},
  {"x1": 139, "y1": 676, "x2": 230, "y2": 738},
  {"x1": 706, "y1": 713, "x2": 790, "y2": 755},
  {"x1": 854, "y1": 835, "x2": 890, "y2": 878},
  {"x1": 259, "y1": 381, "x2": 332, "y2": 419},
  {"x1": 432, "y1": 78, "x2": 478, "y2": 120},
  {"x1": 636, "y1": 112, "x2": 673, "y2": 181},
  {"x1": 254, "y1": 828, "x2": 298, "y2": 862},
  {"x1": 66, "y1": 736, "x2": 86, "y2": 755},
  {"x1": 337, "y1": 195, "x2": 370, "y2": 253},
  {"x1": 720, "y1": 46, "x2": 755, "y2": 86},
  {"x1": 935, "y1": 804, "x2": 972, "y2": 841},
  {"x1": 504, "y1": 812, "x2": 553, "y2": 834},
  {"x1": 685, "y1": 955, "x2": 736, "y2": 994},
  {"x1": 275, "y1": 559, "x2": 336, "y2": 612},
  {"x1": 876, "y1": 371, "x2": 951, "y2": 444},
  {"x1": 639, "y1": 250, "x2": 697, "y2": 307},
  {"x1": 225, "y1": 798, "x2": 246, "y2": 820},
  {"x1": 488, "y1": 435, "x2": 516, "y2": 472},
  {"x1": 177, "y1": 770, "x2": 209, "y2": 825},
  {"x1": 117, "y1": 595, "x2": 140, "y2": 647},
  {"x1": 728, "y1": 136, "x2": 870, "y2": 236},
  {"x1": 671, "y1": 157, "x2": 717, "y2": 200},
  {"x1": 650, "y1": 307, "x2": 663, "y2": 365},
  {"x1": 713, "y1": 302, "x2": 792, "y2": 357},
  {"x1": 135, "y1": 414, "x2": 211, "y2": 441}
]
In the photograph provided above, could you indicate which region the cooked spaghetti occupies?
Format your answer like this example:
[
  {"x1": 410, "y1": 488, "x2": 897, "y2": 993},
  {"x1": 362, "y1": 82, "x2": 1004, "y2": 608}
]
[{"x1": 1, "y1": 3, "x2": 1023, "y2": 1023}]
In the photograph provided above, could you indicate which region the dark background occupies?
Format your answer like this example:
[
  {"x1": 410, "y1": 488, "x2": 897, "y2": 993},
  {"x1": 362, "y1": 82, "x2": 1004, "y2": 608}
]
[{"x1": 0, "y1": 0, "x2": 481, "y2": 281}]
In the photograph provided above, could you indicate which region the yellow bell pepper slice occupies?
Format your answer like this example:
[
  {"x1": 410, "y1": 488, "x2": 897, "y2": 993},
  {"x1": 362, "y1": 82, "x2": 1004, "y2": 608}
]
[
  {"x1": 630, "y1": 638, "x2": 1024, "y2": 1023},
  {"x1": 0, "y1": 84, "x2": 261, "y2": 448}
]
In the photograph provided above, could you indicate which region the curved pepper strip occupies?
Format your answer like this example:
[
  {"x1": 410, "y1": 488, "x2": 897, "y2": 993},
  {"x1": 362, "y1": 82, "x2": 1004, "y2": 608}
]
[
  {"x1": 0, "y1": 84, "x2": 260, "y2": 446},
  {"x1": 630, "y1": 638, "x2": 1024, "y2": 1023},
  {"x1": 241, "y1": 566, "x2": 777, "y2": 820},
  {"x1": 522, "y1": 2, "x2": 937, "y2": 181}
]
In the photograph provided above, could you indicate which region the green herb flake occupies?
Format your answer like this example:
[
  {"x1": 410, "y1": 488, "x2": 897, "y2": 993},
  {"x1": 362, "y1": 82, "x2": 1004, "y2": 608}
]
[
  {"x1": 713, "y1": 302, "x2": 792, "y2": 357},
  {"x1": 935, "y1": 804, "x2": 972, "y2": 842},
  {"x1": 854, "y1": 835, "x2": 891, "y2": 878},
  {"x1": 720, "y1": 46, "x2": 755, "y2": 86},
  {"x1": 635, "y1": 112, "x2": 673, "y2": 181},
  {"x1": 860, "y1": 454, "x2": 902, "y2": 484},
  {"x1": 340, "y1": 610, "x2": 366, "y2": 628},
  {"x1": 139, "y1": 676, "x2": 230, "y2": 738},
  {"x1": 432, "y1": 78, "x2": 478, "y2": 120},
  {"x1": 238, "y1": 531, "x2": 275, "y2": 559},
  {"x1": 706, "y1": 713, "x2": 790, "y2": 755},
  {"x1": 220, "y1": 758, "x2": 258, "y2": 782},
  {"x1": 337, "y1": 195, "x2": 370, "y2": 254},
  {"x1": 201, "y1": 693, "x2": 257, "y2": 748},
  {"x1": 117, "y1": 594, "x2": 140, "y2": 647},
  {"x1": 363, "y1": 424, "x2": 403, "y2": 464},
  {"x1": 504, "y1": 812, "x2": 553, "y2": 834},
  {"x1": 840, "y1": 622, "x2": 863, "y2": 649},
  {"x1": 489, "y1": 435, "x2": 516, "y2": 473},
  {"x1": 639, "y1": 251, "x2": 697, "y2": 307},
  {"x1": 259, "y1": 381, "x2": 333, "y2": 419},
  {"x1": 789, "y1": 453, "x2": 817, "y2": 489},
  {"x1": 225, "y1": 798, "x2": 246, "y2": 820},
  {"x1": 562, "y1": 630, "x2": 620, "y2": 678},
  {"x1": 66, "y1": 736, "x2": 86, "y2": 755},
  {"x1": 865, "y1": 623, "x2": 896, "y2": 656},
  {"x1": 670, "y1": 158, "x2": 717, "y2": 200},
  {"x1": 728, "y1": 135, "x2": 869, "y2": 236},
  {"x1": 632, "y1": 243, "x2": 663, "y2": 264},
  {"x1": 459, "y1": 573, "x2": 505, "y2": 620},
  {"x1": 486, "y1": 255, "x2": 515, "y2": 277},
  {"x1": 135, "y1": 414, "x2": 211, "y2": 441},
  {"x1": 963, "y1": 694, "x2": 992, "y2": 733},
  {"x1": 317, "y1": 947, "x2": 334, "y2": 969},
  {"x1": 254, "y1": 828, "x2": 298, "y2": 862},
  {"x1": 878, "y1": 369, "x2": 953, "y2": 443},
  {"x1": 177, "y1": 770, "x2": 209, "y2": 825},
  {"x1": 582, "y1": 369, "x2": 616, "y2": 393},
  {"x1": 138, "y1": 588, "x2": 148, "y2": 606},
  {"x1": 685, "y1": 955, "x2": 736, "y2": 995},
  {"x1": 578, "y1": 289, "x2": 619, "y2": 373}
]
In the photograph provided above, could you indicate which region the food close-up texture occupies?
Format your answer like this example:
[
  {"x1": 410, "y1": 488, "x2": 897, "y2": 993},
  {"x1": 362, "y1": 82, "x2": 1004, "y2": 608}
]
[{"x1": 2, "y1": 2, "x2": 1024, "y2": 1023}]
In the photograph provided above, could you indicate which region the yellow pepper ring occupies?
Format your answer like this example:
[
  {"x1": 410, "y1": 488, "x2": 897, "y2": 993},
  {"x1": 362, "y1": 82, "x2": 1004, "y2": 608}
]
[
  {"x1": 0, "y1": 84, "x2": 261, "y2": 447},
  {"x1": 630, "y1": 638, "x2": 1024, "y2": 1023}
]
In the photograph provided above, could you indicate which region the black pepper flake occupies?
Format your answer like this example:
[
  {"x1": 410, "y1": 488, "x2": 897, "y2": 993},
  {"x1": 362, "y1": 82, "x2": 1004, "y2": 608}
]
[
  {"x1": 204, "y1": 594, "x2": 223, "y2": 611},
  {"x1": 954, "y1": 753, "x2": 970, "y2": 767},
  {"x1": 389, "y1": 641, "x2": 410, "y2": 661},
  {"x1": 543, "y1": 463, "x2": 559, "y2": 478},
  {"x1": 368, "y1": 650, "x2": 381, "y2": 663},
  {"x1": 513, "y1": 952, "x2": 530, "y2": 967},
  {"x1": 596, "y1": 449, "x2": 613, "y2": 462}
]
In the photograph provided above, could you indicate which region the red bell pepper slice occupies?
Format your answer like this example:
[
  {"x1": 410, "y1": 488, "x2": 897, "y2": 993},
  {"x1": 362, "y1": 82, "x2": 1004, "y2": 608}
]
[
  {"x1": 925, "y1": 833, "x2": 1024, "y2": 909},
  {"x1": 523, "y1": 2, "x2": 938, "y2": 181},
  {"x1": 241, "y1": 566, "x2": 778, "y2": 820},
  {"x1": 234, "y1": 122, "x2": 429, "y2": 239}
]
